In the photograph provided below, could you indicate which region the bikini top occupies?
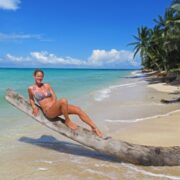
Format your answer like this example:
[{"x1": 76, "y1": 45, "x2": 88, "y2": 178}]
[{"x1": 33, "y1": 85, "x2": 52, "y2": 102}]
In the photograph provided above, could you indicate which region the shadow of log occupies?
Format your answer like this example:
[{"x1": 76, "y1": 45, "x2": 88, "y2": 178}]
[{"x1": 19, "y1": 135, "x2": 119, "y2": 163}]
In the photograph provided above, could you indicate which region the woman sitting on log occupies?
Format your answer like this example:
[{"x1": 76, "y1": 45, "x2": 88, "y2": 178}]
[{"x1": 28, "y1": 69, "x2": 103, "y2": 137}]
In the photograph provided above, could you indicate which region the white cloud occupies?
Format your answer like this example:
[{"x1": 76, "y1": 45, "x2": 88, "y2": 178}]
[
  {"x1": 2, "y1": 49, "x2": 140, "y2": 68},
  {"x1": 31, "y1": 51, "x2": 85, "y2": 65},
  {"x1": 0, "y1": 32, "x2": 46, "y2": 41},
  {"x1": 5, "y1": 53, "x2": 30, "y2": 63},
  {"x1": 88, "y1": 49, "x2": 135, "y2": 66},
  {"x1": 0, "y1": 0, "x2": 21, "y2": 10}
]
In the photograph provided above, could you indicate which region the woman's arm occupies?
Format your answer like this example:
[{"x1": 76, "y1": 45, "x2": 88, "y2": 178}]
[{"x1": 28, "y1": 87, "x2": 39, "y2": 116}]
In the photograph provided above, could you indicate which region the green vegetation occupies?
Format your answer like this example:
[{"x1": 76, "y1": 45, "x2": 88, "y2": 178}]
[{"x1": 129, "y1": 0, "x2": 180, "y2": 72}]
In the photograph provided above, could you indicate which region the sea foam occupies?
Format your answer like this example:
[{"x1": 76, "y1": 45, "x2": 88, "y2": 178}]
[
  {"x1": 105, "y1": 109, "x2": 180, "y2": 123},
  {"x1": 94, "y1": 81, "x2": 146, "y2": 102},
  {"x1": 122, "y1": 163, "x2": 180, "y2": 180},
  {"x1": 38, "y1": 167, "x2": 48, "y2": 171}
]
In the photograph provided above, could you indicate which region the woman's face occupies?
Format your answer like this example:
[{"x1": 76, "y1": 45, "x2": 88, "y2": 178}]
[{"x1": 34, "y1": 72, "x2": 44, "y2": 85}]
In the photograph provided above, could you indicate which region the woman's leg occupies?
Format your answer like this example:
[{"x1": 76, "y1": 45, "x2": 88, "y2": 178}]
[
  {"x1": 58, "y1": 99, "x2": 78, "y2": 129},
  {"x1": 46, "y1": 98, "x2": 102, "y2": 137},
  {"x1": 67, "y1": 104, "x2": 103, "y2": 137},
  {"x1": 45, "y1": 98, "x2": 77, "y2": 129}
]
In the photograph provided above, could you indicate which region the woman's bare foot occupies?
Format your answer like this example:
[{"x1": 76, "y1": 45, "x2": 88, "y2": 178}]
[
  {"x1": 65, "y1": 119, "x2": 78, "y2": 130},
  {"x1": 92, "y1": 127, "x2": 103, "y2": 138}
]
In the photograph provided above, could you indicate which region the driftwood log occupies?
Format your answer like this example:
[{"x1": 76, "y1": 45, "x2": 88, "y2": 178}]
[
  {"x1": 161, "y1": 98, "x2": 180, "y2": 104},
  {"x1": 5, "y1": 89, "x2": 180, "y2": 166}
]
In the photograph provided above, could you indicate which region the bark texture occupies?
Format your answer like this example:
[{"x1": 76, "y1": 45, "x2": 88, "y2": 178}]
[{"x1": 5, "y1": 89, "x2": 180, "y2": 166}]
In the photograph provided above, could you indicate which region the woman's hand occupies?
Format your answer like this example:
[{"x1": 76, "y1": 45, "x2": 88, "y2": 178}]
[{"x1": 32, "y1": 106, "x2": 39, "y2": 116}]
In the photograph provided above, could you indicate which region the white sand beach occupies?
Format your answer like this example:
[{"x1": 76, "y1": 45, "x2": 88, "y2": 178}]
[
  {"x1": 148, "y1": 82, "x2": 180, "y2": 93},
  {"x1": 113, "y1": 80, "x2": 180, "y2": 147}
]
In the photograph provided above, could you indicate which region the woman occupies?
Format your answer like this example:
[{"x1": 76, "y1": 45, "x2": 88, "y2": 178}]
[{"x1": 28, "y1": 69, "x2": 103, "y2": 137}]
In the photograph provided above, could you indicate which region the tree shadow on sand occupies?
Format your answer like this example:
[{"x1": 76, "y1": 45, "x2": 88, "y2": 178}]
[{"x1": 19, "y1": 135, "x2": 119, "y2": 163}]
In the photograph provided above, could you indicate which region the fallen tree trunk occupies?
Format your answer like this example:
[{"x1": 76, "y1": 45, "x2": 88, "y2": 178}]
[
  {"x1": 5, "y1": 89, "x2": 180, "y2": 166},
  {"x1": 161, "y1": 98, "x2": 180, "y2": 104}
]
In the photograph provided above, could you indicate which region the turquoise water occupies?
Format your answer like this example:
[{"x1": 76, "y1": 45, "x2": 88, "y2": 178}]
[{"x1": 0, "y1": 68, "x2": 133, "y2": 130}]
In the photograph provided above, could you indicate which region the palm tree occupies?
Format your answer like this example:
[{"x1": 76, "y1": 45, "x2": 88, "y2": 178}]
[
  {"x1": 153, "y1": 8, "x2": 177, "y2": 71},
  {"x1": 164, "y1": 5, "x2": 180, "y2": 70},
  {"x1": 148, "y1": 27, "x2": 167, "y2": 71},
  {"x1": 129, "y1": 26, "x2": 164, "y2": 71},
  {"x1": 129, "y1": 2, "x2": 180, "y2": 72},
  {"x1": 171, "y1": 0, "x2": 180, "y2": 12},
  {"x1": 128, "y1": 26, "x2": 151, "y2": 68}
]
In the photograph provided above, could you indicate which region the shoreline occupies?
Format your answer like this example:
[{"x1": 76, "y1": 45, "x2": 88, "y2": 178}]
[{"x1": 109, "y1": 71, "x2": 180, "y2": 146}]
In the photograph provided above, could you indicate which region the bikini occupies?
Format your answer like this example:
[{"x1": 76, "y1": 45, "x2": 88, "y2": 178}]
[
  {"x1": 33, "y1": 85, "x2": 53, "y2": 116},
  {"x1": 33, "y1": 85, "x2": 52, "y2": 102}
]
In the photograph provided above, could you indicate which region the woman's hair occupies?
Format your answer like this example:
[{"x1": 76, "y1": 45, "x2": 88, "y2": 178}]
[{"x1": 33, "y1": 68, "x2": 44, "y2": 76}]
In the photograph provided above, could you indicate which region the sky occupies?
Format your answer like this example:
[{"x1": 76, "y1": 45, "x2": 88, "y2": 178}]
[{"x1": 0, "y1": 0, "x2": 172, "y2": 69}]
